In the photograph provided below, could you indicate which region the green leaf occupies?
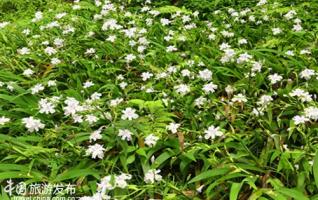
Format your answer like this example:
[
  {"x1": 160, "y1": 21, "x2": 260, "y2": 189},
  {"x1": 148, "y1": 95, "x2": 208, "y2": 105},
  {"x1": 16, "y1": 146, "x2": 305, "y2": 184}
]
[
  {"x1": 249, "y1": 189, "x2": 266, "y2": 200},
  {"x1": 313, "y1": 150, "x2": 318, "y2": 190},
  {"x1": 136, "y1": 148, "x2": 147, "y2": 157},
  {"x1": 156, "y1": 6, "x2": 191, "y2": 14},
  {"x1": 188, "y1": 167, "x2": 231, "y2": 184},
  {"x1": 1, "y1": 186, "x2": 10, "y2": 200},
  {"x1": 277, "y1": 188, "x2": 309, "y2": 200},
  {"x1": 152, "y1": 151, "x2": 175, "y2": 168},
  {"x1": 54, "y1": 169, "x2": 100, "y2": 182},
  {"x1": 0, "y1": 171, "x2": 32, "y2": 179},
  {"x1": 230, "y1": 182, "x2": 242, "y2": 200},
  {"x1": 127, "y1": 154, "x2": 135, "y2": 165},
  {"x1": 0, "y1": 164, "x2": 28, "y2": 171},
  {"x1": 265, "y1": 190, "x2": 288, "y2": 200}
]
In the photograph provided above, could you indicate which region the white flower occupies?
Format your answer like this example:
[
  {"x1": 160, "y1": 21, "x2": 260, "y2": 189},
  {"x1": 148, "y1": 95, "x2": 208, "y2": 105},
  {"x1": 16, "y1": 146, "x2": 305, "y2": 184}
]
[
  {"x1": 141, "y1": 72, "x2": 153, "y2": 81},
  {"x1": 219, "y1": 42, "x2": 231, "y2": 51},
  {"x1": 51, "y1": 58, "x2": 61, "y2": 65},
  {"x1": 63, "y1": 97, "x2": 83, "y2": 116},
  {"x1": 106, "y1": 35, "x2": 116, "y2": 42},
  {"x1": 167, "y1": 66, "x2": 177, "y2": 74},
  {"x1": 203, "y1": 82, "x2": 218, "y2": 94},
  {"x1": 237, "y1": 53, "x2": 252, "y2": 64},
  {"x1": 0, "y1": 22, "x2": 10, "y2": 29},
  {"x1": 285, "y1": 50, "x2": 294, "y2": 56},
  {"x1": 300, "y1": 69, "x2": 315, "y2": 80},
  {"x1": 85, "y1": 115, "x2": 99, "y2": 124},
  {"x1": 204, "y1": 125, "x2": 223, "y2": 140},
  {"x1": 160, "y1": 18, "x2": 171, "y2": 26},
  {"x1": 48, "y1": 80, "x2": 57, "y2": 87},
  {"x1": 272, "y1": 28, "x2": 282, "y2": 35},
  {"x1": 22, "y1": 29, "x2": 30, "y2": 35},
  {"x1": 115, "y1": 173, "x2": 132, "y2": 188},
  {"x1": 23, "y1": 69, "x2": 34, "y2": 77},
  {"x1": 53, "y1": 38, "x2": 64, "y2": 47},
  {"x1": 293, "y1": 23, "x2": 303, "y2": 32},
  {"x1": 195, "y1": 96, "x2": 207, "y2": 107},
  {"x1": 17, "y1": 47, "x2": 30, "y2": 55},
  {"x1": 22, "y1": 117, "x2": 45, "y2": 132},
  {"x1": 85, "y1": 48, "x2": 96, "y2": 55},
  {"x1": 46, "y1": 21, "x2": 60, "y2": 29},
  {"x1": 72, "y1": 5, "x2": 81, "y2": 10},
  {"x1": 149, "y1": 10, "x2": 160, "y2": 16},
  {"x1": 181, "y1": 69, "x2": 191, "y2": 77},
  {"x1": 55, "y1": 12, "x2": 67, "y2": 19},
  {"x1": 174, "y1": 84, "x2": 190, "y2": 95},
  {"x1": 221, "y1": 30, "x2": 234, "y2": 37},
  {"x1": 193, "y1": 11, "x2": 199, "y2": 17},
  {"x1": 268, "y1": 73, "x2": 283, "y2": 84},
  {"x1": 284, "y1": 10, "x2": 297, "y2": 20},
  {"x1": 121, "y1": 107, "x2": 139, "y2": 120},
  {"x1": 145, "y1": 134, "x2": 159, "y2": 147},
  {"x1": 157, "y1": 72, "x2": 168, "y2": 79},
  {"x1": 300, "y1": 49, "x2": 311, "y2": 55},
  {"x1": 232, "y1": 93, "x2": 247, "y2": 103},
  {"x1": 257, "y1": 95, "x2": 273, "y2": 107},
  {"x1": 196, "y1": 185, "x2": 205, "y2": 193},
  {"x1": 145, "y1": 87, "x2": 154, "y2": 93},
  {"x1": 73, "y1": 114, "x2": 83, "y2": 123},
  {"x1": 97, "y1": 175, "x2": 114, "y2": 193},
  {"x1": 102, "y1": 19, "x2": 121, "y2": 31},
  {"x1": 289, "y1": 89, "x2": 312, "y2": 102},
  {"x1": 119, "y1": 82, "x2": 128, "y2": 89},
  {"x1": 90, "y1": 129, "x2": 102, "y2": 142},
  {"x1": 90, "y1": 92, "x2": 102, "y2": 101},
  {"x1": 304, "y1": 107, "x2": 318, "y2": 120},
  {"x1": 7, "y1": 82, "x2": 14, "y2": 91},
  {"x1": 294, "y1": 18, "x2": 301, "y2": 24},
  {"x1": 83, "y1": 81, "x2": 94, "y2": 88},
  {"x1": 225, "y1": 85, "x2": 235, "y2": 96},
  {"x1": 44, "y1": 46, "x2": 57, "y2": 56},
  {"x1": 252, "y1": 107, "x2": 264, "y2": 116},
  {"x1": 31, "y1": 84, "x2": 45, "y2": 94},
  {"x1": 39, "y1": 98, "x2": 56, "y2": 114},
  {"x1": 0, "y1": 116, "x2": 10, "y2": 125},
  {"x1": 125, "y1": 54, "x2": 136, "y2": 62},
  {"x1": 293, "y1": 115, "x2": 309, "y2": 125},
  {"x1": 167, "y1": 122, "x2": 180, "y2": 134},
  {"x1": 122, "y1": 28, "x2": 137, "y2": 38},
  {"x1": 144, "y1": 169, "x2": 162, "y2": 184},
  {"x1": 117, "y1": 74, "x2": 124, "y2": 80},
  {"x1": 166, "y1": 45, "x2": 177, "y2": 52},
  {"x1": 86, "y1": 144, "x2": 105, "y2": 159},
  {"x1": 238, "y1": 38, "x2": 248, "y2": 45},
  {"x1": 208, "y1": 33, "x2": 216, "y2": 40},
  {"x1": 137, "y1": 45, "x2": 146, "y2": 53},
  {"x1": 251, "y1": 61, "x2": 262, "y2": 73},
  {"x1": 220, "y1": 49, "x2": 236, "y2": 63},
  {"x1": 32, "y1": 11, "x2": 43, "y2": 22},
  {"x1": 110, "y1": 98, "x2": 123, "y2": 107},
  {"x1": 198, "y1": 69, "x2": 212, "y2": 81},
  {"x1": 118, "y1": 129, "x2": 133, "y2": 141}
]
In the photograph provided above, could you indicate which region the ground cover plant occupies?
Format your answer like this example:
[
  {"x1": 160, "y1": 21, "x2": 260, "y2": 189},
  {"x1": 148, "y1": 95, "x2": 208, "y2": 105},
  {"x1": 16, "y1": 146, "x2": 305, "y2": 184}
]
[{"x1": 0, "y1": 0, "x2": 318, "y2": 199}]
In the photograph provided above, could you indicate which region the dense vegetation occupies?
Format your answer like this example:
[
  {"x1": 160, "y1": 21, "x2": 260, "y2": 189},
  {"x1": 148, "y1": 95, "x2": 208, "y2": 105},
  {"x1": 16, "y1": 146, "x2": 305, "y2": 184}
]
[{"x1": 1, "y1": 0, "x2": 318, "y2": 199}]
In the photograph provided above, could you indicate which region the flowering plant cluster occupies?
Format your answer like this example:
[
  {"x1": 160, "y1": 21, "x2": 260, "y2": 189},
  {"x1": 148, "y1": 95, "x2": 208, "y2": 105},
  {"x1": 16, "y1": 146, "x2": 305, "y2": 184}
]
[{"x1": 0, "y1": 0, "x2": 318, "y2": 199}]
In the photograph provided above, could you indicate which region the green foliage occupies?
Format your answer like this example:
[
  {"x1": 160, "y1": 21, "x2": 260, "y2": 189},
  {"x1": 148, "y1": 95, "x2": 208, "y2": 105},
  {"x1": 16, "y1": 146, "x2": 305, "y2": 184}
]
[{"x1": 0, "y1": 0, "x2": 318, "y2": 199}]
